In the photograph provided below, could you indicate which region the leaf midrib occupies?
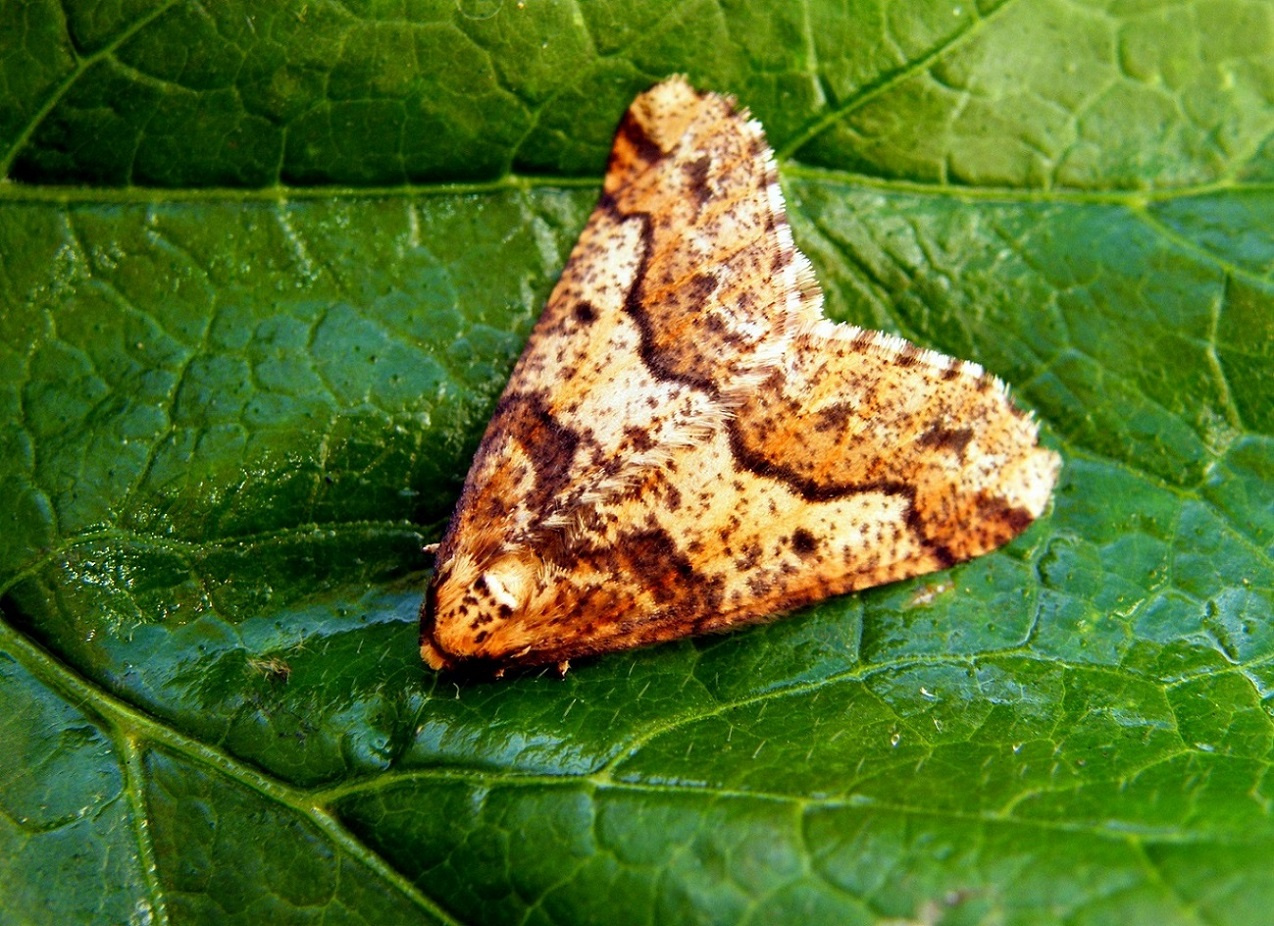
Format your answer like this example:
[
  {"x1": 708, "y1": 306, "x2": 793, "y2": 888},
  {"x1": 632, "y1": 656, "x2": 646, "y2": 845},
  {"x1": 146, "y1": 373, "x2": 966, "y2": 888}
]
[{"x1": 2, "y1": 172, "x2": 1268, "y2": 206}]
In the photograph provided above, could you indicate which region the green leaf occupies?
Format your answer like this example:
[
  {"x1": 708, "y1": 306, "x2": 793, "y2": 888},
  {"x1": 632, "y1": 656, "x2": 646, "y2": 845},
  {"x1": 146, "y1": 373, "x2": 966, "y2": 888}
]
[{"x1": 2, "y1": 1, "x2": 1271, "y2": 923}]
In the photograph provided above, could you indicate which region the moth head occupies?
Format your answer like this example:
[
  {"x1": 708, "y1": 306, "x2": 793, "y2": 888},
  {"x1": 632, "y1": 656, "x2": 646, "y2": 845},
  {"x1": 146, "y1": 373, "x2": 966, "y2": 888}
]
[{"x1": 420, "y1": 550, "x2": 542, "y2": 672}]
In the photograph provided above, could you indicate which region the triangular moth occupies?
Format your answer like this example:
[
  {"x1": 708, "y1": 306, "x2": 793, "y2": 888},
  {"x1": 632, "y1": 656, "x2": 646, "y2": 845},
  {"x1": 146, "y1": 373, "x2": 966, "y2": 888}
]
[{"x1": 420, "y1": 77, "x2": 1059, "y2": 676}]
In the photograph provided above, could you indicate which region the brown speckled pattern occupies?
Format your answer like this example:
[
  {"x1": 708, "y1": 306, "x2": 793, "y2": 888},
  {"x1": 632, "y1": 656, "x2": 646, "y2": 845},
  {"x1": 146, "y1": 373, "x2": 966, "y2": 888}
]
[{"x1": 420, "y1": 77, "x2": 1060, "y2": 675}]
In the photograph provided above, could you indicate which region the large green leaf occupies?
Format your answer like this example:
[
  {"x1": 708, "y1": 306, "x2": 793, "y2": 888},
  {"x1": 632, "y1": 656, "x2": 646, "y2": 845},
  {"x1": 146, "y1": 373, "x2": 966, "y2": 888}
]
[{"x1": 2, "y1": 1, "x2": 1271, "y2": 923}]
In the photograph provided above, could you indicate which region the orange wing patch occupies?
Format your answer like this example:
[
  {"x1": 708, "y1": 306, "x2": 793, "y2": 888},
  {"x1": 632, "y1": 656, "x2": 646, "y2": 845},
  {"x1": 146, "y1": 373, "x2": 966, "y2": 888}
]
[{"x1": 420, "y1": 77, "x2": 1060, "y2": 676}]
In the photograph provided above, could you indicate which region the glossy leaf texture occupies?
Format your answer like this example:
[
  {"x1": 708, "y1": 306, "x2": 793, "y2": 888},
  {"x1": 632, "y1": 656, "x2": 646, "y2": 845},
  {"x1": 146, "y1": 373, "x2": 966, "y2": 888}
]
[{"x1": 1, "y1": 1, "x2": 1271, "y2": 924}]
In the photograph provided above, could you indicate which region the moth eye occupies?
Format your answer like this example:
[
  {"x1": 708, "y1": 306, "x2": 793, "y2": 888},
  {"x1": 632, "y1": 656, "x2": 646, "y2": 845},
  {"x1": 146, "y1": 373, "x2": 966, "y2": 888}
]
[{"x1": 478, "y1": 560, "x2": 528, "y2": 613}]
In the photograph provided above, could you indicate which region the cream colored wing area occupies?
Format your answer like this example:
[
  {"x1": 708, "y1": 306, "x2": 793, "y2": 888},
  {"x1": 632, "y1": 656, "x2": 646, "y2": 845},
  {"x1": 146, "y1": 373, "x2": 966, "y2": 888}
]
[
  {"x1": 518, "y1": 207, "x2": 723, "y2": 461},
  {"x1": 437, "y1": 205, "x2": 715, "y2": 556}
]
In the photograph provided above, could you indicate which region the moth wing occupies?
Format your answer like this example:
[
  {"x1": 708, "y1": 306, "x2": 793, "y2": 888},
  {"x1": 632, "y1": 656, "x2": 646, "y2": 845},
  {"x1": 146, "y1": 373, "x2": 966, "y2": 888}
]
[
  {"x1": 425, "y1": 321, "x2": 1058, "y2": 670},
  {"x1": 421, "y1": 77, "x2": 1059, "y2": 673},
  {"x1": 492, "y1": 325, "x2": 1058, "y2": 653},
  {"x1": 427, "y1": 75, "x2": 798, "y2": 577}
]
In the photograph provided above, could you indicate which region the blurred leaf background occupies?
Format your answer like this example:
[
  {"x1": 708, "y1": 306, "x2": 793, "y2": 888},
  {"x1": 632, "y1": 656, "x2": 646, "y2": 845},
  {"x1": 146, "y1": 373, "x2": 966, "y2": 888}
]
[{"x1": 0, "y1": 1, "x2": 1271, "y2": 923}]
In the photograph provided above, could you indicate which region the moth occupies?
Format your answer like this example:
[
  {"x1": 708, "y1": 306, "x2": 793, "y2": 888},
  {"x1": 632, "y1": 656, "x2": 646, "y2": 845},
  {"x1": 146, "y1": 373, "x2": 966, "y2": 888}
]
[{"x1": 420, "y1": 77, "x2": 1059, "y2": 676}]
